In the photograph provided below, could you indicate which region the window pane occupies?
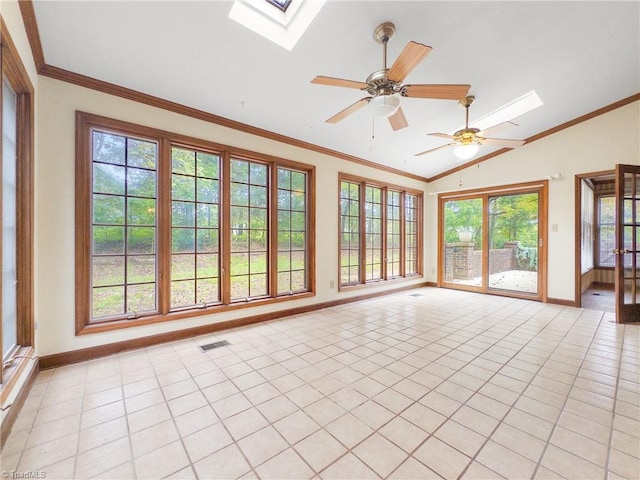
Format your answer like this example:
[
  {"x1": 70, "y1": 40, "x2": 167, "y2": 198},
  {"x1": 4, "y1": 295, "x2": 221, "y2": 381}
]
[
  {"x1": 599, "y1": 196, "x2": 616, "y2": 267},
  {"x1": 277, "y1": 168, "x2": 307, "y2": 295},
  {"x1": 340, "y1": 181, "x2": 360, "y2": 286},
  {"x1": 90, "y1": 130, "x2": 158, "y2": 321},
  {"x1": 230, "y1": 159, "x2": 269, "y2": 300},
  {"x1": 387, "y1": 191, "x2": 402, "y2": 278},
  {"x1": 170, "y1": 147, "x2": 221, "y2": 309},
  {"x1": 405, "y1": 193, "x2": 419, "y2": 276},
  {"x1": 93, "y1": 131, "x2": 125, "y2": 165},
  {"x1": 3, "y1": 79, "x2": 17, "y2": 360},
  {"x1": 365, "y1": 186, "x2": 383, "y2": 282}
]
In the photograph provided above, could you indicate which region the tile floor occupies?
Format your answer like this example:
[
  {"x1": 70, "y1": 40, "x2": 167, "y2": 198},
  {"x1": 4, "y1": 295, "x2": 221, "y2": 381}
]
[{"x1": 1, "y1": 287, "x2": 639, "y2": 480}]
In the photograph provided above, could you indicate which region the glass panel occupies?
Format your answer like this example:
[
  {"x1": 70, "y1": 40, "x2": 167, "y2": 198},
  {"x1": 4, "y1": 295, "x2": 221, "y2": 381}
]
[
  {"x1": 2, "y1": 78, "x2": 17, "y2": 360},
  {"x1": 92, "y1": 286, "x2": 125, "y2": 318},
  {"x1": 598, "y1": 196, "x2": 616, "y2": 267},
  {"x1": 622, "y1": 171, "x2": 639, "y2": 306},
  {"x1": 127, "y1": 138, "x2": 156, "y2": 169},
  {"x1": 170, "y1": 147, "x2": 220, "y2": 309},
  {"x1": 128, "y1": 256, "x2": 156, "y2": 283},
  {"x1": 443, "y1": 198, "x2": 483, "y2": 287},
  {"x1": 127, "y1": 283, "x2": 156, "y2": 313},
  {"x1": 92, "y1": 131, "x2": 125, "y2": 165},
  {"x1": 340, "y1": 181, "x2": 360, "y2": 285},
  {"x1": 488, "y1": 193, "x2": 539, "y2": 294},
  {"x1": 90, "y1": 131, "x2": 158, "y2": 322},
  {"x1": 405, "y1": 193, "x2": 419, "y2": 275},
  {"x1": 230, "y1": 159, "x2": 269, "y2": 300},
  {"x1": 93, "y1": 256, "x2": 125, "y2": 287}
]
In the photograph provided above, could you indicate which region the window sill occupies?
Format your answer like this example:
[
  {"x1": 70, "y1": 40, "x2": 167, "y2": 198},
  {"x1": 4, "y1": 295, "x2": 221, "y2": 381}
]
[
  {"x1": 338, "y1": 275, "x2": 423, "y2": 292},
  {"x1": 77, "y1": 291, "x2": 315, "y2": 335}
]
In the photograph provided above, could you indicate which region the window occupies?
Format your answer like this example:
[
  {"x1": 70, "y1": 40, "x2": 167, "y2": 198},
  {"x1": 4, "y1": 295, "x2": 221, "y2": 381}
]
[
  {"x1": 77, "y1": 113, "x2": 314, "y2": 332},
  {"x1": 386, "y1": 191, "x2": 402, "y2": 279},
  {"x1": 598, "y1": 196, "x2": 616, "y2": 268},
  {"x1": 277, "y1": 167, "x2": 308, "y2": 294},
  {"x1": 229, "y1": 159, "x2": 268, "y2": 300},
  {"x1": 1, "y1": 27, "x2": 35, "y2": 386},
  {"x1": 90, "y1": 131, "x2": 159, "y2": 320},
  {"x1": 581, "y1": 180, "x2": 594, "y2": 273},
  {"x1": 405, "y1": 193, "x2": 419, "y2": 276},
  {"x1": 340, "y1": 180, "x2": 361, "y2": 285},
  {"x1": 365, "y1": 186, "x2": 383, "y2": 281},
  {"x1": 171, "y1": 147, "x2": 221, "y2": 308},
  {"x1": 339, "y1": 175, "x2": 422, "y2": 288}
]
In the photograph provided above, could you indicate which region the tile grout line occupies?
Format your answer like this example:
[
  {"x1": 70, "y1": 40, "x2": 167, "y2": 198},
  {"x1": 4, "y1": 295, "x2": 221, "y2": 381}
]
[{"x1": 529, "y1": 309, "x2": 607, "y2": 479}]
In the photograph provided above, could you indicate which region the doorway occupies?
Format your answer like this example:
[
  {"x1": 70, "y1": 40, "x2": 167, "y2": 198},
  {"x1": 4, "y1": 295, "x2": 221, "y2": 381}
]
[
  {"x1": 575, "y1": 170, "x2": 616, "y2": 313},
  {"x1": 438, "y1": 181, "x2": 547, "y2": 301},
  {"x1": 576, "y1": 165, "x2": 640, "y2": 321}
]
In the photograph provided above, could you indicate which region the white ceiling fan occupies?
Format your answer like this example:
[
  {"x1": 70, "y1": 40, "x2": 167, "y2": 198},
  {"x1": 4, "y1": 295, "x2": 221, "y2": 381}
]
[{"x1": 416, "y1": 95, "x2": 527, "y2": 160}]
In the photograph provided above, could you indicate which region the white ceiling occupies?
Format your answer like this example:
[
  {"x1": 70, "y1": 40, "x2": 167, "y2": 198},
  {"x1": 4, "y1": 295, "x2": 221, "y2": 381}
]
[{"x1": 32, "y1": 1, "x2": 639, "y2": 179}]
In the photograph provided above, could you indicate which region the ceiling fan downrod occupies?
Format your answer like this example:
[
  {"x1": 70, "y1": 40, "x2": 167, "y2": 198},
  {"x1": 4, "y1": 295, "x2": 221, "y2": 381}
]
[{"x1": 374, "y1": 22, "x2": 396, "y2": 74}]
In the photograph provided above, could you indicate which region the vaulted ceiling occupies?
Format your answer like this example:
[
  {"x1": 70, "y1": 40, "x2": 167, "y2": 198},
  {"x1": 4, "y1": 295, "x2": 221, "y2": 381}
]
[{"x1": 30, "y1": 1, "x2": 640, "y2": 179}]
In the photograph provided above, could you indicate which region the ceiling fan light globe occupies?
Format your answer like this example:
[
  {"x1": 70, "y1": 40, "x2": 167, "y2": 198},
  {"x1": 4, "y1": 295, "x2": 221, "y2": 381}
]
[
  {"x1": 454, "y1": 143, "x2": 479, "y2": 160},
  {"x1": 369, "y1": 95, "x2": 400, "y2": 117}
]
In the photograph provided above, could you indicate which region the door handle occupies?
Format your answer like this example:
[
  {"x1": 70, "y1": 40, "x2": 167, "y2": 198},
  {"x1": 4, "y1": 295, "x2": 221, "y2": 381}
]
[{"x1": 612, "y1": 248, "x2": 631, "y2": 254}]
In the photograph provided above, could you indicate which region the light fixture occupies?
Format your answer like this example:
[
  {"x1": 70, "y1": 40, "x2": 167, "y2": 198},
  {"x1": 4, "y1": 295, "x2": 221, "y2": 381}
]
[
  {"x1": 454, "y1": 143, "x2": 479, "y2": 160},
  {"x1": 369, "y1": 94, "x2": 400, "y2": 117}
]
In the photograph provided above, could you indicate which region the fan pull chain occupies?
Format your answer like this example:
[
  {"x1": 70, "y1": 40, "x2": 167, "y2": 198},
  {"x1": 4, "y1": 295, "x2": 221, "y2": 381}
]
[{"x1": 371, "y1": 115, "x2": 375, "y2": 140}]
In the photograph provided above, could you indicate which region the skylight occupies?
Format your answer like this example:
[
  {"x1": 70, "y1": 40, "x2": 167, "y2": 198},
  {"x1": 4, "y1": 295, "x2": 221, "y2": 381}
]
[
  {"x1": 229, "y1": 0, "x2": 326, "y2": 51},
  {"x1": 467, "y1": 90, "x2": 544, "y2": 132},
  {"x1": 265, "y1": 0, "x2": 293, "y2": 12}
]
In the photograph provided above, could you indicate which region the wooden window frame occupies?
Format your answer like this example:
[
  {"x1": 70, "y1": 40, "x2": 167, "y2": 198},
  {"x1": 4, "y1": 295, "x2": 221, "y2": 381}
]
[
  {"x1": 0, "y1": 21, "x2": 35, "y2": 389},
  {"x1": 338, "y1": 173, "x2": 423, "y2": 290},
  {"x1": 76, "y1": 112, "x2": 315, "y2": 335}
]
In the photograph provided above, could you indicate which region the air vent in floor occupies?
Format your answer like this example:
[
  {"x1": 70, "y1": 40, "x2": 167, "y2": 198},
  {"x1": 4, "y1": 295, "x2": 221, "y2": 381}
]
[
  {"x1": 408, "y1": 293, "x2": 424, "y2": 297},
  {"x1": 199, "y1": 340, "x2": 230, "y2": 352}
]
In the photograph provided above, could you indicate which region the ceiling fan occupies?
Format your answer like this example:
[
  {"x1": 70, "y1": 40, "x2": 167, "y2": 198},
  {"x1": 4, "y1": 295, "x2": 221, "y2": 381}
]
[
  {"x1": 416, "y1": 95, "x2": 526, "y2": 159},
  {"x1": 311, "y1": 22, "x2": 471, "y2": 131}
]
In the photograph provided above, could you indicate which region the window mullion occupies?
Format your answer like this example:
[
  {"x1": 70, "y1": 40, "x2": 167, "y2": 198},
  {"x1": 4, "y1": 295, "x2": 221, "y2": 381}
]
[
  {"x1": 158, "y1": 139, "x2": 172, "y2": 314},
  {"x1": 221, "y1": 152, "x2": 232, "y2": 305}
]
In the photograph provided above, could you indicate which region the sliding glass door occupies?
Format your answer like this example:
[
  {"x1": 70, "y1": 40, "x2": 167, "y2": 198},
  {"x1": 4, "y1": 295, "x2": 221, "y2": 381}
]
[
  {"x1": 440, "y1": 182, "x2": 546, "y2": 301},
  {"x1": 488, "y1": 192, "x2": 539, "y2": 295}
]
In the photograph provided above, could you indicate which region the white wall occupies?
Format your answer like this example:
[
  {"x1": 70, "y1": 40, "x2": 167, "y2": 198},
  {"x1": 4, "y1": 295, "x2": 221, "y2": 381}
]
[
  {"x1": 35, "y1": 76, "x2": 428, "y2": 357},
  {"x1": 425, "y1": 101, "x2": 640, "y2": 301}
]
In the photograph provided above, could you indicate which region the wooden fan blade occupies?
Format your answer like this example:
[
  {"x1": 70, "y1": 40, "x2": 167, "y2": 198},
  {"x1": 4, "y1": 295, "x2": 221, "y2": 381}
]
[
  {"x1": 388, "y1": 106, "x2": 408, "y2": 131},
  {"x1": 386, "y1": 41, "x2": 432, "y2": 83},
  {"x1": 479, "y1": 121, "x2": 518, "y2": 137},
  {"x1": 428, "y1": 132, "x2": 455, "y2": 139},
  {"x1": 326, "y1": 98, "x2": 371, "y2": 124},
  {"x1": 415, "y1": 143, "x2": 456, "y2": 156},
  {"x1": 403, "y1": 84, "x2": 471, "y2": 100},
  {"x1": 311, "y1": 76, "x2": 369, "y2": 89},
  {"x1": 480, "y1": 137, "x2": 526, "y2": 148}
]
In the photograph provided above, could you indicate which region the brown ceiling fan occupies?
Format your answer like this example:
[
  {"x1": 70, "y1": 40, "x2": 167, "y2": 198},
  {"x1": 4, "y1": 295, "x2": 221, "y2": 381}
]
[
  {"x1": 415, "y1": 95, "x2": 526, "y2": 159},
  {"x1": 311, "y1": 22, "x2": 471, "y2": 131}
]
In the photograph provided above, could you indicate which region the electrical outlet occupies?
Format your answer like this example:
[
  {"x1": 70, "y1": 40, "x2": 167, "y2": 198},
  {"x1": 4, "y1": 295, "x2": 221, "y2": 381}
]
[{"x1": 330, "y1": 280, "x2": 335, "y2": 289}]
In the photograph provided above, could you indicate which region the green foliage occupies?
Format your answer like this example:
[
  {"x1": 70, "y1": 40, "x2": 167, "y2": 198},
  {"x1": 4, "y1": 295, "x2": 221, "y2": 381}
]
[
  {"x1": 444, "y1": 198, "x2": 483, "y2": 246},
  {"x1": 515, "y1": 243, "x2": 538, "y2": 271}
]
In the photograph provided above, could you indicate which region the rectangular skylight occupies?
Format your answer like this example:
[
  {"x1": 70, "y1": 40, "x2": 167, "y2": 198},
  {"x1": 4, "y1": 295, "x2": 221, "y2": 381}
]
[
  {"x1": 265, "y1": 0, "x2": 293, "y2": 12},
  {"x1": 463, "y1": 90, "x2": 544, "y2": 132},
  {"x1": 229, "y1": 0, "x2": 326, "y2": 51}
]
